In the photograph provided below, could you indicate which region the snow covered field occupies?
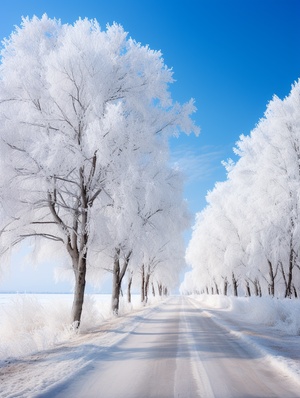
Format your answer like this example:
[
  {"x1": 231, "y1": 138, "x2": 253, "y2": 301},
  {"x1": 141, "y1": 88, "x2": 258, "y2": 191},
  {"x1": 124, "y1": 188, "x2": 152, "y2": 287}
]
[
  {"x1": 0, "y1": 293, "x2": 144, "y2": 361},
  {"x1": 1, "y1": 294, "x2": 300, "y2": 397}
]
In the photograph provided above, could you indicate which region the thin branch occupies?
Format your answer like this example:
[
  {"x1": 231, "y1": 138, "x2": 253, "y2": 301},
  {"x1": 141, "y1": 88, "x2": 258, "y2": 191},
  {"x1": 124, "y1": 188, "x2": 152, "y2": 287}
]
[{"x1": 19, "y1": 233, "x2": 64, "y2": 242}]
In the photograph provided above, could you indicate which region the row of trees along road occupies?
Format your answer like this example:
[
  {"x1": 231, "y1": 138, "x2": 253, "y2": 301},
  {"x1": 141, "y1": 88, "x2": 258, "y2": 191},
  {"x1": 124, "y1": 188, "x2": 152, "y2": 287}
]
[
  {"x1": 181, "y1": 80, "x2": 300, "y2": 299},
  {"x1": 0, "y1": 16, "x2": 199, "y2": 327}
]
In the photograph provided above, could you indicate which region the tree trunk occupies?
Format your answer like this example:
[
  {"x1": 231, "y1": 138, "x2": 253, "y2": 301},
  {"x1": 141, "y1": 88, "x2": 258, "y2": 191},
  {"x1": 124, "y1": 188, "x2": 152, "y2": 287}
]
[
  {"x1": 144, "y1": 272, "x2": 150, "y2": 303},
  {"x1": 49, "y1": 179, "x2": 89, "y2": 329},
  {"x1": 223, "y1": 277, "x2": 228, "y2": 296},
  {"x1": 232, "y1": 272, "x2": 238, "y2": 297},
  {"x1": 127, "y1": 275, "x2": 133, "y2": 303},
  {"x1": 214, "y1": 280, "x2": 219, "y2": 295},
  {"x1": 71, "y1": 256, "x2": 87, "y2": 328},
  {"x1": 71, "y1": 166, "x2": 90, "y2": 327},
  {"x1": 293, "y1": 284, "x2": 298, "y2": 298},
  {"x1": 258, "y1": 280, "x2": 262, "y2": 297},
  {"x1": 112, "y1": 248, "x2": 132, "y2": 315},
  {"x1": 112, "y1": 250, "x2": 121, "y2": 315},
  {"x1": 280, "y1": 261, "x2": 288, "y2": 294},
  {"x1": 141, "y1": 264, "x2": 145, "y2": 302},
  {"x1": 285, "y1": 246, "x2": 294, "y2": 298},
  {"x1": 152, "y1": 282, "x2": 155, "y2": 297},
  {"x1": 252, "y1": 278, "x2": 261, "y2": 297},
  {"x1": 157, "y1": 282, "x2": 163, "y2": 297},
  {"x1": 245, "y1": 280, "x2": 251, "y2": 297},
  {"x1": 253, "y1": 279, "x2": 259, "y2": 296},
  {"x1": 267, "y1": 260, "x2": 276, "y2": 297}
]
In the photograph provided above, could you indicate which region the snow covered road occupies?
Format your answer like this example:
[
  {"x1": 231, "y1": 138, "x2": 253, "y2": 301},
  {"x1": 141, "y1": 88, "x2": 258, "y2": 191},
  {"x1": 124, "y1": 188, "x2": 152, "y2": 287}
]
[{"x1": 1, "y1": 296, "x2": 300, "y2": 397}]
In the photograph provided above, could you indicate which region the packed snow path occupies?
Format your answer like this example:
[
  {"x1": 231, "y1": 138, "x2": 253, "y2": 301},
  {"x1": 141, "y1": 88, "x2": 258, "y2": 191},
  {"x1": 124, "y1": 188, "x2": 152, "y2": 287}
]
[{"x1": 1, "y1": 296, "x2": 300, "y2": 397}]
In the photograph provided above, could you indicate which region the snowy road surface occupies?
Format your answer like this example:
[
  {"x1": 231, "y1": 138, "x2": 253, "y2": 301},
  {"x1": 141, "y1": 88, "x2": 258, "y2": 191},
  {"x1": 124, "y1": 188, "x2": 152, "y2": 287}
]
[{"x1": 1, "y1": 296, "x2": 300, "y2": 398}]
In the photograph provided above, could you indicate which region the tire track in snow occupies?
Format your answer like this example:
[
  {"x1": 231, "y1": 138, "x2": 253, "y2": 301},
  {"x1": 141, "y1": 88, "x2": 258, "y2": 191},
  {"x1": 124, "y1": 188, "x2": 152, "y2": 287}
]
[{"x1": 174, "y1": 296, "x2": 214, "y2": 398}]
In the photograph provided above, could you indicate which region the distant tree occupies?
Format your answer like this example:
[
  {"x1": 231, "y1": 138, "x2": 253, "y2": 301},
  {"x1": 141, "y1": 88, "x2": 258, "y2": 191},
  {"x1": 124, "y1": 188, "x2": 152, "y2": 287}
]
[
  {"x1": 0, "y1": 16, "x2": 198, "y2": 326},
  {"x1": 99, "y1": 162, "x2": 190, "y2": 314},
  {"x1": 183, "y1": 80, "x2": 300, "y2": 298}
]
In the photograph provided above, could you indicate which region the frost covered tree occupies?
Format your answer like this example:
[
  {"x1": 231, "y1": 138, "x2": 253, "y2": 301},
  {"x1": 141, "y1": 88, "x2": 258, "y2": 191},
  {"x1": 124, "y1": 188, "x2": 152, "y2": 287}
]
[
  {"x1": 136, "y1": 166, "x2": 190, "y2": 302},
  {"x1": 184, "y1": 79, "x2": 300, "y2": 298},
  {"x1": 231, "y1": 82, "x2": 300, "y2": 297},
  {"x1": 99, "y1": 161, "x2": 190, "y2": 314},
  {"x1": 0, "y1": 15, "x2": 198, "y2": 326}
]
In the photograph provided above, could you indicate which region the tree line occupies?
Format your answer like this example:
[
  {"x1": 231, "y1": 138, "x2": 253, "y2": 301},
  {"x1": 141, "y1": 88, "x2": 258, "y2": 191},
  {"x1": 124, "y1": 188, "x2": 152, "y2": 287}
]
[
  {"x1": 0, "y1": 15, "x2": 198, "y2": 327},
  {"x1": 182, "y1": 79, "x2": 300, "y2": 299}
]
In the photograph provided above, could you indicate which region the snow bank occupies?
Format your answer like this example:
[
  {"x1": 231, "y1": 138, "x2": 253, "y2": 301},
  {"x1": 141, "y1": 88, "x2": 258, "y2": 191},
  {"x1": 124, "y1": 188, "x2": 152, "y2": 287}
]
[
  {"x1": 0, "y1": 293, "x2": 152, "y2": 362},
  {"x1": 193, "y1": 294, "x2": 300, "y2": 335},
  {"x1": 190, "y1": 294, "x2": 300, "y2": 385}
]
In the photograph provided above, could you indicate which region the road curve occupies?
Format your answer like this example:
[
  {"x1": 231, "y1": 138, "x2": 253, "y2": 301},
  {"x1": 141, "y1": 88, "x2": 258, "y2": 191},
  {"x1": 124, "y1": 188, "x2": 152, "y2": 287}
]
[{"x1": 53, "y1": 296, "x2": 300, "y2": 398}]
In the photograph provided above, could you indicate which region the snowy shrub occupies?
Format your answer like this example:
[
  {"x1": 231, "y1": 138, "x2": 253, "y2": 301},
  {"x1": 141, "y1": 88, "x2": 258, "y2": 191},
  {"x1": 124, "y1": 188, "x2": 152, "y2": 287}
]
[
  {"x1": 79, "y1": 295, "x2": 105, "y2": 332},
  {"x1": 194, "y1": 295, "x2": 300, "y2": 335},
  {"x1": 0, "y1": 293, "x2": 151, "y2": 361},
  {"x1": 0, "y1": 295, "x2": 74, "y2": 360}
]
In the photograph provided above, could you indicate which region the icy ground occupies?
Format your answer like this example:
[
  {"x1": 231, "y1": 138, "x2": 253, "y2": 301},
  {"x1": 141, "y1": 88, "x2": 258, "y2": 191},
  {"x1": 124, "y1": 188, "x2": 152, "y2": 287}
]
[{"x1": 1, "y1": 295, "x2": 300, "y2": 397}]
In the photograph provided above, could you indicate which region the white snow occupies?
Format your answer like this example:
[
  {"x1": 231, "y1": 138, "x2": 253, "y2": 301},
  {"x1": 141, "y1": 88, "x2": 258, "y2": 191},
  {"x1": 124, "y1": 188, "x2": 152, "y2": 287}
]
[
  {"x1": 0, "y1": 293, "x2": 146, "y2": 361},
  {"x1": 0, "y1": 294, "x2": 300, "y2": 397},
  {"x1": 189, "y1": 294, "x2": 300, "y2": 384}
]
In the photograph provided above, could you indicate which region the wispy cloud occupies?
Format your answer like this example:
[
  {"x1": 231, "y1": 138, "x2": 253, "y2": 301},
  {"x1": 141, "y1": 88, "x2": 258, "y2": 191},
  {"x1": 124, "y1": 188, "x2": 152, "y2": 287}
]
[{"x1": 170, "y1": 144, "x2": 227, "y2": 184}]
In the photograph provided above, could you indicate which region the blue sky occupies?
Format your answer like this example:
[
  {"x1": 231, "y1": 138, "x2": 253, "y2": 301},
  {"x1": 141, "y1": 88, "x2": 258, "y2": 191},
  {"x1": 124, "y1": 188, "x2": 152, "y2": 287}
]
[{"x1": 0, "y1": 0, "x2": 299, "y2": 292}]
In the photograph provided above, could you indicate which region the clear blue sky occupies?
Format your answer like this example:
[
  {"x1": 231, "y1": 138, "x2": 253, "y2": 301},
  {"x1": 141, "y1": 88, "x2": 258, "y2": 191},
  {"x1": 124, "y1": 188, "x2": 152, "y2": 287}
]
[{"x1": 0, "y1": 0, "x2": 299, "y2": 292}]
